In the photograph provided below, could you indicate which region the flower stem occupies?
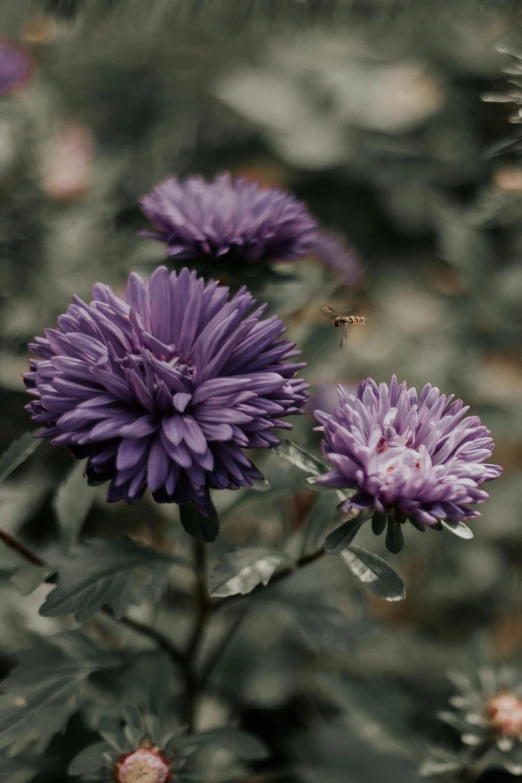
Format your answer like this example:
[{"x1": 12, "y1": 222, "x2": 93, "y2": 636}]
[{"x1": 182, "y1": 540, "x2": 211, "y2": 731}]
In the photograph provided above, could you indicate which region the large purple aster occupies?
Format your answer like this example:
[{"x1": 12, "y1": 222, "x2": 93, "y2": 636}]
[
  {"x1": 314, "y1": 377, "x2": 502, "y2": 527},
  {"x1": 140, "y1": 173, "x2": 361, "y2": 284},
  {"x1": 24, "y1": 267, "x2": 309, "y2": 512}
]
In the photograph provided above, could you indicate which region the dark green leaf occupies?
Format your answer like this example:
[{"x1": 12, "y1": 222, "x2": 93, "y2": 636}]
[
  {"x1": 385, "y1": 518, "x2": 404, "y2": 554},
  {"x1": 273, "y1": 440, "x2": 327, "y2": 476},
  {"x1": 39, "y1": 538, "x2": 177, "y2": 622},
  {"x1": 180, "y1": 728, "x2": 270, "y2": 760},
  {"x1": 341, "y1": 545, "x2": 406, "y2": 601},
  {"x1": 53, "y1": 460, "x2": 95, "y2": 551},
  {"x1": 69, "y1": 742, "x2": 109, "y2": 777},
  {"x1": 371, "y1": 510, "x2": 387, "y2": 536},
  {"x1": 180, "y1": 502, "x2": 220, "y2": 543},
  {"x1": 409, "y1": 516, "x2": 426, "y2": 532},
  {"x1": 324, "y1": 516, "x2": 365, "y2": 554},
  {"x1": 0, "y1": 434, "x2": 41, "y2": 485},
  {"x1": 441, "y1": 519, "x2": 474, "y2": 539},
  {"x1": 210, "y1": 548, "x2": 293, "y2": 598},
  {"x1": 0, "y1": 633, "x2": 118, "y2": 756}
]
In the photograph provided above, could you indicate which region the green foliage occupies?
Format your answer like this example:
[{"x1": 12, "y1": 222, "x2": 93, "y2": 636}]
[
  {"x1": 440, "y1": 519, "x2": 474, "y2": 540},
  {"x1": 324, "y1": 514, "x2": 368, "y2": 553},
  {"x1": 210, "y1": 547, "x2": 294, "y2": 597},
  {"x1": 39, "y1": 538, "x2": 179, "y2": 622},
  {"x1": 0, "y1": 434, "x2": 40, "y2": 485},
  {"x1": 52, "y1": 461, "x2": 95, "y2": 551},
  {"x1": 274, "y1": 439, "x2": 327, "y2": 476},
  {"x1": 340, "y1": 546, "x2": 406, "y2": 601},
  {"x1": 0, "y1": 633, "x2": 119, "y2": 756}
]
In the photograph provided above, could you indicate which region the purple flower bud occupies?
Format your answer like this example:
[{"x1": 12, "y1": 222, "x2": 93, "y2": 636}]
[
  {"x1": 25, "y1": 267, "x2": 309, "y2": 513},
  {"x1": 314, "y1": 377, "x2": 502, "y2": 527}
]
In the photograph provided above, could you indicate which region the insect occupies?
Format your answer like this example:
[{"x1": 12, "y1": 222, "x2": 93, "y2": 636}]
[{"x1": 320, "y1": 305, "x2": 366, "y2": 347}]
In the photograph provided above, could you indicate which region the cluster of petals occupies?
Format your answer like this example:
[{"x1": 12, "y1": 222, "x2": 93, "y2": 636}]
[
  {"x1": 314, "y1": 376, "x2": 502, "y2": 526},
  {"x1": 24, "y1": 266, "x2": 309, "y2": 512},
  {"x1": 140, "y1": 173, "x2": 361, "y2": 284}
]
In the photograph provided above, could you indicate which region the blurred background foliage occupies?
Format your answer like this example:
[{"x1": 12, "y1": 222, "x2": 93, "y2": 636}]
[{"x1": 2, "y1": 0, "x2": 522, "y2": 781}]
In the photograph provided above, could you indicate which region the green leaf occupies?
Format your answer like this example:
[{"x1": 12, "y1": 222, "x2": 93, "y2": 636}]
[
  {"x1": 340, "y1": 545, "x2": 406, "y2": 602},
  {"x1": 385, "y1": 518, "x2": 404, "y2": 554},
  {"x1": 0, "y1": 753, "x2": 40, "y2": 783},
  {"x1": 39, "y1": 538, "x2": 176, "y2": 622},
  {"x1": 303, "y1": 476, "x2": 330, "y2": 491},
  {"x1": 409, "y1": 516, "x2": 426, "y2": 532},
  {"x1": 180, "y1": 728, "x2": 270, "y2": 760},
  {"x1": 69, "y1": 742, "x2": 110, "y2": 777},
  {"x1": 301, "y1": 490, "x2": 342, "y2": 555},
  {"x1": 324, "y1": 516, "x2": 365, "y2": 554},
  {"x1": 0, "y1": 434, "x2": 41, "y2": 485},
  {"x1": 210, "y1": 548, "x2": 293, "y2": 598},
  {"x1": 52, "y1": 460, "x2": 95, "y2": 551},
  {"x1": 180, "y1": 502, "x2": 220, "y2": 543},
  {"x1": 10, "y1": 565, "x2": 54, "y2": 597},
  {"x1": 0, "y1": 633, "x2": 118, "y2": 756},
  {"x1": 273, "y1": 440, "x2": 327, "y2": 476},
  {"x1": 371, "y1": 510, "x2": 387, "y2": 536},
  {"x1": 441, "y1": 519, "x2": 474, "y2": 540}
]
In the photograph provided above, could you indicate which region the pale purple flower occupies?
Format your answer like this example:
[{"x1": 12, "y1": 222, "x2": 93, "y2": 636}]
[
  {"x1": 314, "y1": 377, "x2": 502, "y2": 526},
  {"x1": 24, "y1": 267, "x2": 309, "y2": 513},
  {"x1": 140, "y1": 173, "x2": 361, "y2": 285},
  {"x1": 0, "y1": 39, "x2": 33, "y2": 96}
]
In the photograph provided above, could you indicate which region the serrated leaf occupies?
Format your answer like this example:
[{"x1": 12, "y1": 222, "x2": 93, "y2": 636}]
[
  {"x1": 0, "y1": 434, "x2": 41, "y2": 485},
  {"x1": 53, "y1": 460, "x2": 95, "y2": 551},
  {"x1": 180, "y1": 502, "x2": 220, "y2": 543},
  {"x1": 0, "y1": 633, "x2": 118, "y2": 756},
  {"x1": 340, "y1": 545, "x2": 406, "y2": 601},
  {"x1": 274, "y1": 440, "x2": 327, "y2": 476},
  {"x1": 440, "y1": 519, "x2": 474, "y2": 540},
  {"x1": 324, "y1": 516, "x2": 365, "y2": 554},
  {"x1": 39, "y1": 538, "x2": 176, "y2": 622},
  {"x1": 210, "y1": 548, "x2": 293, "y2": 598},
  {"x1": 180, "y1": 728, "x2": 270, "y2": 760}
]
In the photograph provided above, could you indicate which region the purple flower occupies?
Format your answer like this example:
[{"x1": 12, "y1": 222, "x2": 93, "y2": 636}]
[
  {"x1": 24, "y1": 267, "x2": 309, "y2": 512},
  {"x1": 140, "y1": 173, "x2": 361, "y2": 285},
  {"x1": 0, "y1": 39, "x2": 33, "y2": 96},
  {"x1": 314, "y1": 377, "x2": 502, "y2": 527}
]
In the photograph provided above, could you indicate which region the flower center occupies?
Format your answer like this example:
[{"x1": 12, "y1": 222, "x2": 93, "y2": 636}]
[
  {"x1": 115, "y1": 748, "x2": 172, "y2": 783},
  {"x1": 487, "y1": 693, "x2": 522, "y2": 737}
]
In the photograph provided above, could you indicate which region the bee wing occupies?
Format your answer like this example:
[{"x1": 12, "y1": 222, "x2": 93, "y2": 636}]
[
  {"x1": 340, "y1": 325, "x2": 349, "y2": 348},
  {"x1": 320, "y1": 305, "x2": 339, "y2": 320}
]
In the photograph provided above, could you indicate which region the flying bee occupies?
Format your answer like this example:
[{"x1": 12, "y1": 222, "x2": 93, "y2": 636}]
[{"x1": 320, "y1": 305, "x2": 366, "y2": 348}]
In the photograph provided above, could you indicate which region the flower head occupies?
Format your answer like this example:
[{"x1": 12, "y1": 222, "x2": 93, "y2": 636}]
[
  {"x1": 25, "y1": 267, "x2": 308, "y2": 512},
  {"x1": 115, "y1": 747, "x2": 172, "y2": 783},
  {"x1": 314, "y1": 376, "x2": 502, "y2": 528},
  {"x1": 421, "y1": 669, "x2": 522, "y2": 778},
  {"x1": 0, "y1": 39, "x2": 33, "y2": 96},
  {"x1": 140, "y1": 173, "x2": 361, "y2": 285}
]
